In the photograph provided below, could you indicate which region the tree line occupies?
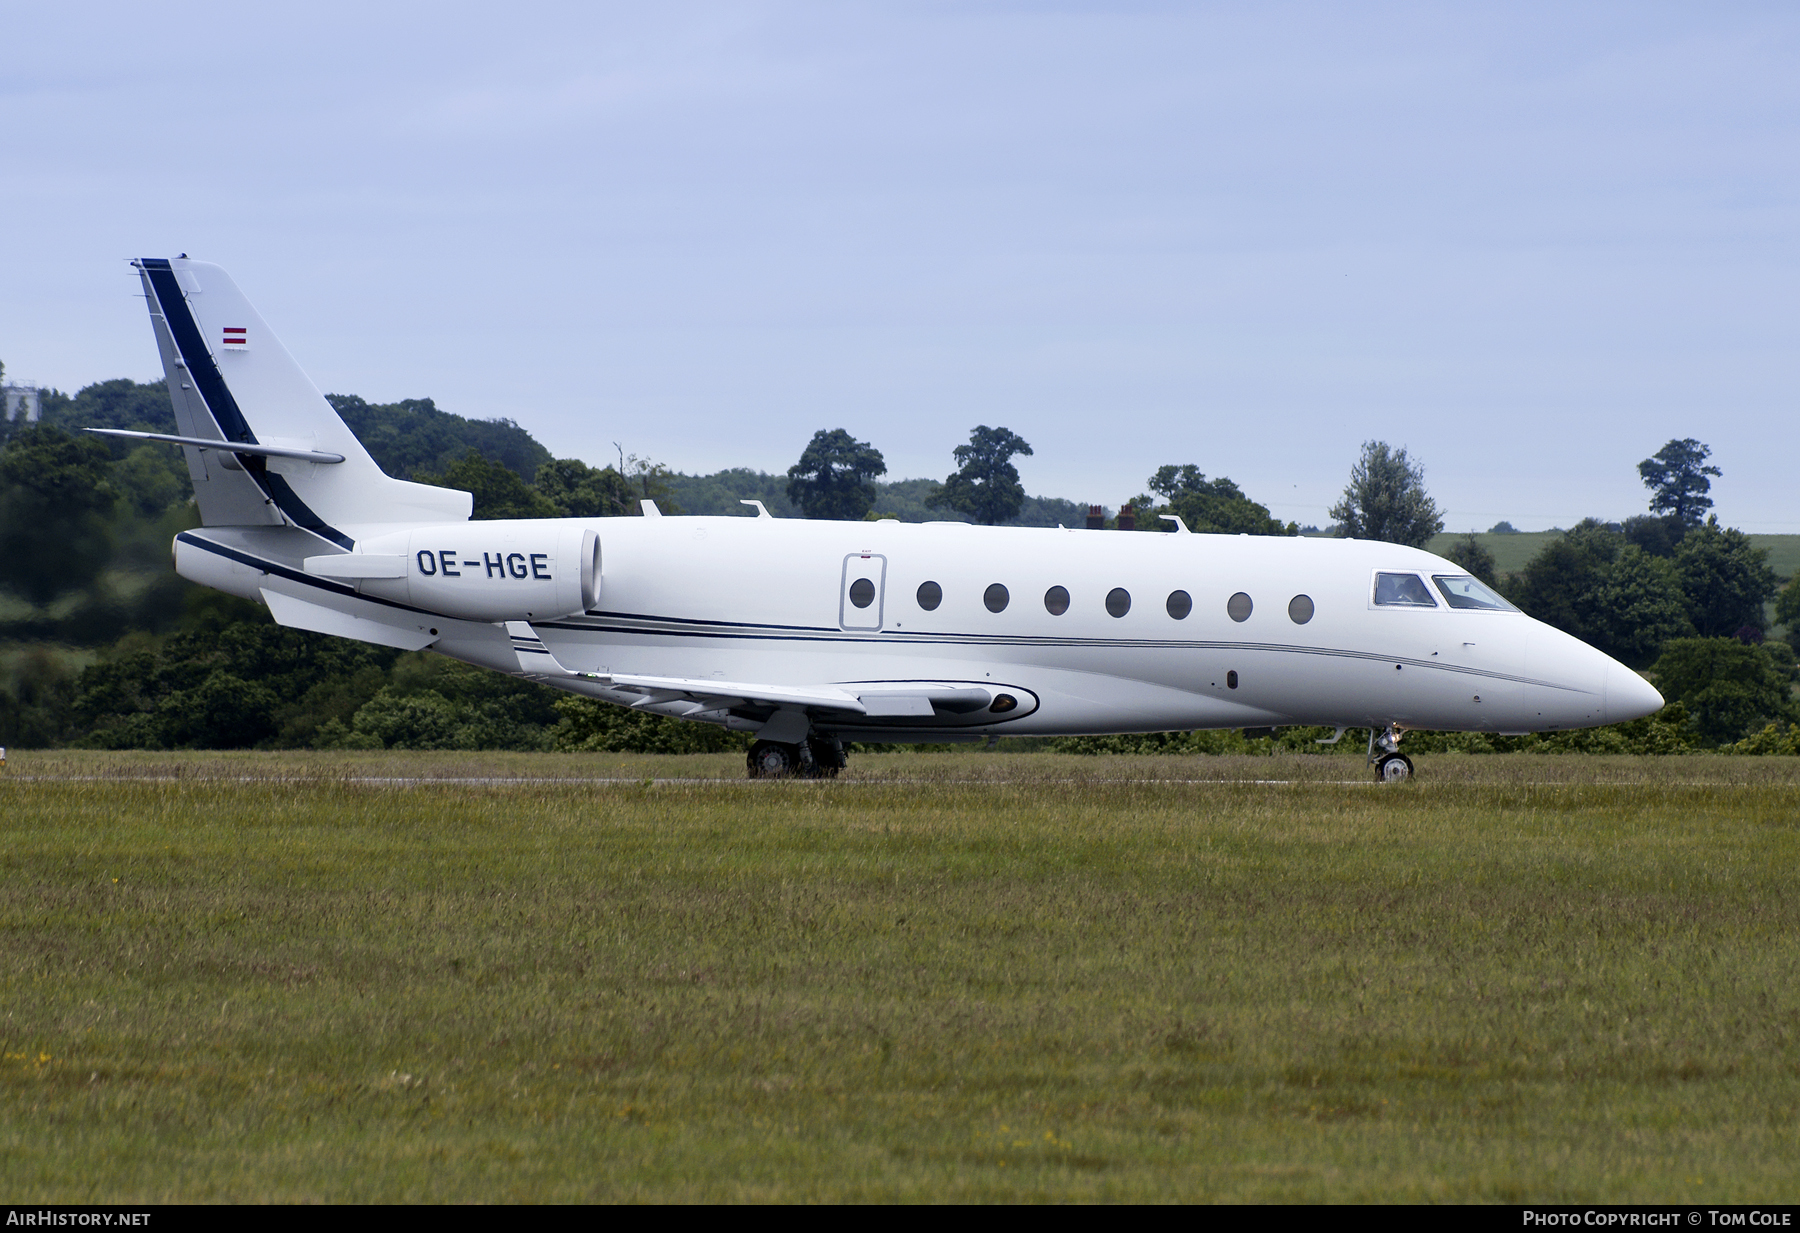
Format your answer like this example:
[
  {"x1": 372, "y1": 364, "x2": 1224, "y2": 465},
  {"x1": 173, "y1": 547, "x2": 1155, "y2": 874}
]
[
  {"x1": 1366, "y1": 436, "x2": 1796, "y2": 747},
  {"x1": 0, "y1": 368, "x2": 1794, "y2": 752}
]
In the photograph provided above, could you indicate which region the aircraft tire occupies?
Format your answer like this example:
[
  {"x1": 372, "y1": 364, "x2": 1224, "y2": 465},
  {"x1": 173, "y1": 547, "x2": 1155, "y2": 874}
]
[
  {"x1": 805, "y1": 736, "x2": 843, "y2": 779},
  {"x1": 1374, "y1": 753, "x2": 1415, "y2": 784},
  {"x1": 747, "y1": 740, "x2": 798, "y2": 779}
]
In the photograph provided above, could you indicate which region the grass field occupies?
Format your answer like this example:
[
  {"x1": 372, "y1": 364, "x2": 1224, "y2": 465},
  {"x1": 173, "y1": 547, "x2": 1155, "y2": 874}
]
[
  {"x1": 4, "y1": 750, "x2": 1800, "y2": 1202},
  {"x1": 1424, "y1": 531, "x2": 1800, "y2": 581}
]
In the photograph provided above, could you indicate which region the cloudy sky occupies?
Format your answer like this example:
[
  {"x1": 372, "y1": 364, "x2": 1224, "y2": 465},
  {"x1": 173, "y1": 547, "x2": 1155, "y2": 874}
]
[{"x1": 4, "y1": 2, "x2": 1796, "y2": 530}]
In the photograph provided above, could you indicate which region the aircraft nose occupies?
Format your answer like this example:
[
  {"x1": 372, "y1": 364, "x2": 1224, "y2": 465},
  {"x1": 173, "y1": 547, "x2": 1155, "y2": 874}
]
[{"x1": 1605, "y1": 661, "x2": 1664, "y2": 723}]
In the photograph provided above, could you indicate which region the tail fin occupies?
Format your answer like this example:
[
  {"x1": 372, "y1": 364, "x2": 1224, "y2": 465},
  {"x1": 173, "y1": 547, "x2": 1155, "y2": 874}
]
[{"x1": 133, "y1": 257, "x2": 471, "y2": 548}]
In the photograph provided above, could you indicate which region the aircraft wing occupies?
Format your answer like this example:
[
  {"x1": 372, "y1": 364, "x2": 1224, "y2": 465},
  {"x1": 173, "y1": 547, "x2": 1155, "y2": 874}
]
[{"x1": 504, "y1": 622, "x2": 868, "y2": 714}]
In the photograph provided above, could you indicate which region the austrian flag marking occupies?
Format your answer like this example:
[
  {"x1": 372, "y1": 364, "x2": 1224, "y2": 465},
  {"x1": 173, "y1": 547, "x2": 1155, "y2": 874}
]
[{"x1": 222, "y1": 326, "x2": 248, "y2": 348}]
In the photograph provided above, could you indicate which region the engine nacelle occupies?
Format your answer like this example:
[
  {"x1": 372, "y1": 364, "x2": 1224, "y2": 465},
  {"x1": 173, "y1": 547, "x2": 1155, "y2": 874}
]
[{"x1": 350, "y1": 520, "x2": 600, "y2": 622}]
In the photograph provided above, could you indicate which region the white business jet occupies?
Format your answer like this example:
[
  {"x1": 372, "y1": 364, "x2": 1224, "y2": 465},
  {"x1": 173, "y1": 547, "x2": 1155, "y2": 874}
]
[{"x1": 97, "y1": 257, "x2": 1663, "y2": 782}]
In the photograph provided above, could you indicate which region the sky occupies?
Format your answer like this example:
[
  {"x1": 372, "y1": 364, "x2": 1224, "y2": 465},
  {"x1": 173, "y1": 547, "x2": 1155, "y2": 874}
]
[{"x1": 3, "y1": 2, "x2": 1797, "y2": 531}]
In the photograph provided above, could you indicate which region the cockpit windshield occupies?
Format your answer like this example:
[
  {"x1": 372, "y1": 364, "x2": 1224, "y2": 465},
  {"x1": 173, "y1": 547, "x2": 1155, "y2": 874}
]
[
  {"x1": 1372, "y1": 572, "x2": 1437, "y2": 607},
  {"x1": 1432, "y1": 574, "x2": 1517, "y2": 611}
]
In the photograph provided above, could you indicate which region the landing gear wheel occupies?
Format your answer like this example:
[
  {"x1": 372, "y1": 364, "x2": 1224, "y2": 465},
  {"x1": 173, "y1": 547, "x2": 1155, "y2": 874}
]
[
  {"x1": 747, "y1": 740, "x2": 798, "y2": 779},
  {"x1": 805, "y1": 736, "x2": 844, "y2": 779},
  {"x1": 1374, "y1": 753, "x2": 1415, "y2": 783}
]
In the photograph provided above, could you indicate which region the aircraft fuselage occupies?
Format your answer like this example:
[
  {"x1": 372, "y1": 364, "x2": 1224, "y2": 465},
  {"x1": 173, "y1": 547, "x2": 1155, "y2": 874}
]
[{"x1": 173, "y1": 513, "x2": 1661, "y2": 744}]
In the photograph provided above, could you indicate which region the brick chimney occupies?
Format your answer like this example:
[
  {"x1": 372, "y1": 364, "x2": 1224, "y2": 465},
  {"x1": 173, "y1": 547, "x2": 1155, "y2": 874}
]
[
  {"x1": 1117, "y1": 504, "x2": 1136, "y2": 532},
  {"x1": 1085, "y1": 504, "x2": 1105, "y2": 530}
]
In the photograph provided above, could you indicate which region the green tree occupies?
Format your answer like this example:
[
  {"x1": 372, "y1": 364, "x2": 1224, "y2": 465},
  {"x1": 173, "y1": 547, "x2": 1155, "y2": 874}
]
[
  {"x1": 1442, "y1": 533, "x2": 1497, "y2": 586},
  {"x1": 533, "y1": 457, "x2": 639, "y2": 517},
  {"x1": 927, "y1": 426, "x2": 1034, "y2": 526},
  {"x1": 1329, "y1": 441, "x2": 1443, "y2": 547},
  {"x1": 110, "y1": 443, "x2": 190, "y2": 518},
  {"x1": 74, "y1": 617, "x2": 401, "y2": 749},
  {"x1": 787, "y1": 429, "x2": 887, "y2": 520},
  {"x1": 1650, "y1": 637, "x2": 1795, "y2": 745},
  {"x1": 325, "y1": 394, "x2": 551, "y2": 482},
  {"x1": 1621, "y1": 513, "x2": 1684, "y2": 558},
  {"x1": 1672, "y1": 517, "x2": 1778, "y2": 638},
  {"x1": 1504, "y1": 521, "x2": 1695, "y2": 665},
  {"x1": 36, "y1": 377, "x2": 177, "y2": 438},
  {"x1": 0, "y1": 647, "x2": 80, "y2": 748},
  {"x1": 1775, "y1": 575, "x2": 1800, "y2": 652},
  {"x1": 1505, "y1": 524, "x2": 1616, "y2": 643},
  {"x1": 1638, "y1": 438, "x2": 1720, "y2": 528},
  {"x1": 416, "y1": 449, "x2": 558, "y2": 520},
  {"x1": 0, "y1": 425, "x2": 118, "y2": 604},
  {"x1": 611, "y1": 447, "x2": 683, "y2": 515},
  {"x1": 1585, "y1": 545, "x2": 1694, "y2": 668},
  {"x1": 1140, "y1": 465, "x2": 1296, "y2": 536},
  {"x1": 551, "y1": 695, "x2": 748, "y2": 753},
  {"x1": 660, "y1": 467, "x2": 797, "y2": 517}
]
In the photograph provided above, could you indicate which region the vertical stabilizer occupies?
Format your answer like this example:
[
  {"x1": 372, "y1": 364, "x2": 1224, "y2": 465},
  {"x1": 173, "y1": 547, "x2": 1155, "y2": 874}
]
[{"x1": 134, "y1": 258, "x2": 472, "y2": 548}]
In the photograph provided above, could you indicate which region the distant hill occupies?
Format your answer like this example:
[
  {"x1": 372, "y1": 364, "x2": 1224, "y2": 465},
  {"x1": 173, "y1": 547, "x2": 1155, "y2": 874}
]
[
  {"x1": 38, "y1": 378, "x2": 178, "y2": 438},
  {"x1": 324, "y1": 394, "x2": 551, "y2": 483},
  {"x1": 32, "y1": 378, "x2": 555, "y2": 486},
  {"x1": 663, "y1": 469, "x2": 1095, "y2": 526},
  {"x1": 1427, "y1": 529, "x2": 1800, "y2": 581}
]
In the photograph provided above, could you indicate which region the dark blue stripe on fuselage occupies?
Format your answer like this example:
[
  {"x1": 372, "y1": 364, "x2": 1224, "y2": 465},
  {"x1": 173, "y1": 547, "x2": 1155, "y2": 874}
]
[
  {"x1": 176, "y1": 532, "x2": 435, "y2": 618},
  {"x1": 184, "y1": 533, "x2": 1589, "y2": 697},
  {"x1": 530, "y1": 612, "x2": 1587, "y2": 694},
  {"x1": 142, "y1": 260, "x2": 353, "y2": 550}
]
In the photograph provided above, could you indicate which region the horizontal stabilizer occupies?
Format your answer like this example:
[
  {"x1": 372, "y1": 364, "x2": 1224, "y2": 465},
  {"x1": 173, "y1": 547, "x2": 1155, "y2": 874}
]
[
  {"x1": 86, "y1": 428, "x2": 346, "y2": 464},
  {"x1": 262, "y1": 588, "x2": 439, "y2": 650}
]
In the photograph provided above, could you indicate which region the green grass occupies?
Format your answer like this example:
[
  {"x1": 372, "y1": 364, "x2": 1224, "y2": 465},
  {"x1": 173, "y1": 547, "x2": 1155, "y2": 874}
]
[
  {"x1": 1426, "y1": 531, "x2": 1800, "y2": 580},
  {"x1": 3, "y1": 750, "x2": 1800, "y2": 1202}
]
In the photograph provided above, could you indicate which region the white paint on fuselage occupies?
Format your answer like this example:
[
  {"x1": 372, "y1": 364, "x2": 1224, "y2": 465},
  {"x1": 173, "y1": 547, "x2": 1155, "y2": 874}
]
[{"x1": 506, "y1": 515, "x2": 1653, "y2": 738}]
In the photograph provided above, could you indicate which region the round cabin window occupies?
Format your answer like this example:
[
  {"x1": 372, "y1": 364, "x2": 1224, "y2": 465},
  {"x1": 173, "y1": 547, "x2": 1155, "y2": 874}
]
[
  {"x1": 1106, "y1": 588, "x2": 1131, "y2": 618},
  {"x1": 916, "y1": 581, "x2": 942, "y2": 611},
  {"x1": 1288, "y1": 594, "x2": 1314, "y2": 624},
  {"x1": 984, "y1": 583, "x2": 1010, "y2": 613},
  {"x1": 1166, "y1": 590, "x2": 1192, "y2": 619},
  {"x1": 848, "y1": 577, "x2": 876, "y2": 608},
  {"x1": 1227, "y1": 592, "x2": 1253, "y2": 622},
  {"x1": 1044, "y1": 586, "x2": 1070, "y2": 615}
]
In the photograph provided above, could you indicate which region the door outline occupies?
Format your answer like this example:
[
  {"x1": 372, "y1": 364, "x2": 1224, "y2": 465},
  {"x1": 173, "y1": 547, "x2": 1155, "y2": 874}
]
[{"x1": 839, "y1": 553, "x2": 887, "y2": 631}]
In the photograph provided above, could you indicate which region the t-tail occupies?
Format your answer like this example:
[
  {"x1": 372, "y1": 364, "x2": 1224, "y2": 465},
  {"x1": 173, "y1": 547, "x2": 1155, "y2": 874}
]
[{"x1": 118, "y1": 257, "x2": 471, "y2": 548}]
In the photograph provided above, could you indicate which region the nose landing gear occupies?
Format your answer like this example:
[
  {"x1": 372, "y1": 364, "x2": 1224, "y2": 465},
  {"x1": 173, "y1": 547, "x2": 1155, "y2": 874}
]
[
  {"x1": 1375, "y1": 752, "x2": 1415, "y2": 782},
  {"x1": 1368, "y1": 723, "x2": 1414, "y2": 783}
]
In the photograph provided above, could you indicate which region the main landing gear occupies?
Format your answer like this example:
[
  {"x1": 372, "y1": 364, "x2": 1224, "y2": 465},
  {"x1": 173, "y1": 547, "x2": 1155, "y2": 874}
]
[
  {"x1": 746, "y1": 736, "x2": 847, "y2": 780},
  {"x1": 1368, "y1": 723, "x2": 1415, "y2": 784}
]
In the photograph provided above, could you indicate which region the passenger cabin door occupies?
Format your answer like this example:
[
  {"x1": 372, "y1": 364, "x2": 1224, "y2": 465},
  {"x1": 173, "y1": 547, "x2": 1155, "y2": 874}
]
[{"x1": 839, "y1": 553, "x2": 887, "y2": 631}]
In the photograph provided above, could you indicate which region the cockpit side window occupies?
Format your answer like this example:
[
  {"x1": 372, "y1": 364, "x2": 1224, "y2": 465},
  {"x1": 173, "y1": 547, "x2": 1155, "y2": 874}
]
[
  {"x1": 1372, "y1": 572, "x2": 1437, "y2": 607},
  {"x1": 1432, "y1": 574, "x2": 1517, "y2": 611}
]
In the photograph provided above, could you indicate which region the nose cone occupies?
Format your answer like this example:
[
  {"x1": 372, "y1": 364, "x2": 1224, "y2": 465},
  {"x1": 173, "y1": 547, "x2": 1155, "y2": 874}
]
[{"x1": 1605, "y1": 661, "x2": 1665, "y2": 724}]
